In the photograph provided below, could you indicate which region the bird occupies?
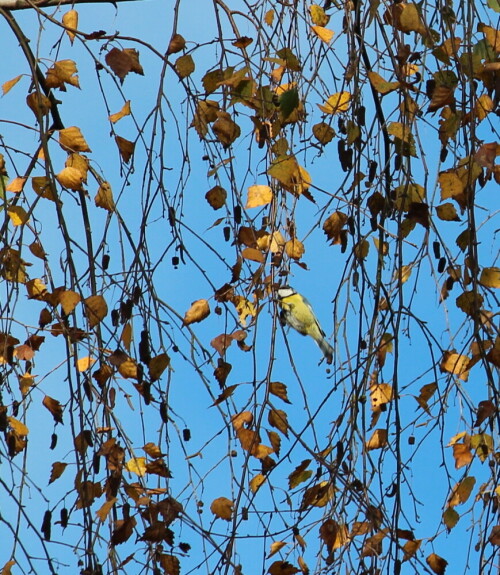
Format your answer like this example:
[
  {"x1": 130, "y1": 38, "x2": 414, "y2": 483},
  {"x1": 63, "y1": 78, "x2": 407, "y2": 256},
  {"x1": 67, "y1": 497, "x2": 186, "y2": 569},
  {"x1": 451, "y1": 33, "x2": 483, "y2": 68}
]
[{"x1": 276, "y1": 286, "x2": 334, "y2": 363}]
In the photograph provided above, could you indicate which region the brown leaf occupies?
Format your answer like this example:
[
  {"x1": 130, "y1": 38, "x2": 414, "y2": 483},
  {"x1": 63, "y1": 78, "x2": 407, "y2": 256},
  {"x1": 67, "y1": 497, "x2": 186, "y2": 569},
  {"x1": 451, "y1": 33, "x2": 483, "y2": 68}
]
[
  {"x1": 148, "y1": 353, "x2": 170, "y2": 381},
  {"x1": 205, "y1": 185, "x2": 227, "y2": 210},
  {"x1": 452, "y1": 442, "x2": 473, "y2": 469},
  {"x1": 300, "y1": 481, "x2": 334, "y2": 509},
  {"x1": 212, "y1": 384, "x2": 238, "y2": 406},
  {"x1": 474, "y1": 399, "x2": 496, "y2": 426},
  {"x1": 212, "y1": 111, "x2": 241, "y2": 148},
  {"x1": 159, "y1": 554, "x2": 180, "y2": 575},
  {"x1": 115, "y1": 135, "x2": 135, "y2": 163},
  {"x1": 323, "y1": 211, "x2": 348, "y2": 245},
  {"x1": 111, "y1": 516, "x2": 136, "y2": 545},
  {"x1": 210, "y1": 496, "x2": 233, "y2": 520},
  {"x1": 210, "y1": 333, "x2": 233, "y2": 355},
  {"x1": 43, "y1": 396, "x2": 64, "y2": 424},
  {"x1": 105, "y1": 47, "x2": 133, "y2": 81},
  {"x1": 167, "y1": 33, "x2": 186, "y2": 55},
  {"x1": 426, "y1": 552, "x2": 448, "y2": 574},
  {"x1": 84, "y1": 295, "x2": 108, "y2": 328},
  {"x1": 268, "y1": 408, "x2": 289, "y2": 436},
  {"x1": 26, "y1": 92, "x2": 52, "y2": 117},
  {"x1": 489, "y1": 525, "x2": 500, "y2": 546},
  {"x1": 268, "y1": 561, "x2": 300, "y2": 575},
  {"x1": 269, "y1": 381, "x2": 291, "y2": 403},
  {"x1": 319, "y1": 519, "x2": 349, "y2": 551}
]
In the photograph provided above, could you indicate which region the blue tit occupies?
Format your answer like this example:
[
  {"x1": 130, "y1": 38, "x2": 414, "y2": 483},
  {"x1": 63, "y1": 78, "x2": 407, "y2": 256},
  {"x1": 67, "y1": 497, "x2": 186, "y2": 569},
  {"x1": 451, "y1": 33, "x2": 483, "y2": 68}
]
[{"x1": 277, "y1": 286, "x2": 334, "y2": 363}]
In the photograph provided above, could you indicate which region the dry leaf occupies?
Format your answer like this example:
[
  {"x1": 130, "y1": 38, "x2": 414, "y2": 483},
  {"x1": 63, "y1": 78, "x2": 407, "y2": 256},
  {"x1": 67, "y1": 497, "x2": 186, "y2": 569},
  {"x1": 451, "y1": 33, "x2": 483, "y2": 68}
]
[
  {"x1": 49, "y1": 461, "x2": 67, "y2": 484},
  {"x1": 246, "y1": 184, "x2": 273, "y2": 208},
  {"x1": 2, "y1": 74, "x2": 22, "y2": 95},
  {"x1": 311, "y1": 26, "x2": 334, "y2": 43},
  {"x1": 210, "y1": 497, "x2": 233, "y2": 520},
  {"x1": 95, "y1": 181, "x2": 115, "y2": 211},
  {"x1": 109, "y1": 100, "x2": 131, "y2": 123},
  {"x1": 365, "y1": 429, "x2": 388, "y2": 451},
  {"x1": 59, "y1": 126, "x2": 90, "y2": 152},
  {"x1": 84, "y1": 295, "x2": 108, "y2": 328},
  {"x1": 60, "y1": 290, "x2": 81, "y2": 315},
  {"x1": 62, "y1": 9, "x2": 78, "y2": 44},
  {"x1": 115, "y1": 135, "x2": 135, "y2": 163},
  {"x1": 43, "y1": 395, "x2": 64, "y2": 423},
  {"x1": 183, "y1": 299, "x2": 210, "y2": 326}
]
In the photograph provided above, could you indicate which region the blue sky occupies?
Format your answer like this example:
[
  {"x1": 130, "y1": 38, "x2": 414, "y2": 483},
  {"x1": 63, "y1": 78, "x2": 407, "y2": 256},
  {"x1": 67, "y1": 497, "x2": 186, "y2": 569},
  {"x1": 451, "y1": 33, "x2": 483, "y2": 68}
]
[{"x1": 0, "y1": 1, "x2": 499, "y2": 574}]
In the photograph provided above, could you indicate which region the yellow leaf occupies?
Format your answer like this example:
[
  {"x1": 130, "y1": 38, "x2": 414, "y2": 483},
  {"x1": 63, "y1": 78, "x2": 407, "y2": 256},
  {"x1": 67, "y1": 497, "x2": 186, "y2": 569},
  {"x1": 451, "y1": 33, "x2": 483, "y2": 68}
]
[
  {"x1": 479, "y1": 267, "x2": 500, "y2": 288},
  {"x1": 109, "y1": 100, "x2": 131, "y2": 123},
  {"x1": 46, "y1": 59, "x2": 80, "y2": 90},
  {"x1": 309, "y1": 4, "x2": 330, "y2": 26},
  {"x1": 370, "y1": 383, "x2": 393, "y2": 412},
  {"x1": 62, "y1": 9, "x2": 78, "y2": 44},
  {"x1": 175, "y1": 54, "x2": 195, "y2": 78},
  {"x1": 32, "y1": 175, "x2": 56, "y2": 201},
  {"x1": 148, "y1": 353, "x2": 170, "y2": 381},
  {"x1": 2, "y1": 74, "x2": 22, "y2": 95},
  {"x1": 300, "y1": 481, "x2": 334, "y2": 509},
  {"x1": 77, "y1": 356, "x2": 96, "y2": 372},
  {"x1": 121, "y1": 323, "x2": 132, "y2": 351},
  {"x1": 241, "y1": 246, "x2": 265, "y2": 263},
  {"x1": 447, "y1": 476, "x2": 476, "y2": 507},
  {"x1": 26, "y1": 278, "x2": 47, "y2": 299},
  {"x1": 317, "y1": 92, "x2": 351, "y2": 114},
  {"x1": 365, "y1": 428, "x2": 388, "y2": 451},
  {"x1": 288, "y1": 459, "x2": 313, "y2": 489},
  {"x1": 232, "y1": 295, "x2": 256, "y2": 327},
  {"x1": 312, "y1": 122, "x2": 335, "y2": 144},
  {"x1": 59, "y1": 126, "x2": 91, "y2": 153},
  {"x1": 60, "y1": 290, "x2": 81, "y2": 315},
  {"x1": 183, "y1": 299, "x2": 210, "y2": 326},
  {"x1": 268, "y1": 541, "x2": 287, "y2": 558},
  {"x1": 84, "y1": 295, "x2": 108, "y2": 328},
  {"x1": 6, "y1": 176, "x2": 27, "y2": 193},
  {"x1": 368, "y1": 71, "x2": 400, "y2": 94},
  {"x1": 7, "y1": 206, "x2": 29, "y2": 226},
  {"x1": 56, "y1": 166, "x2": 84, "y2": 190},
  {"x1": 394, "y1": 264, "x2": 412, "y2": 284},
  {"x1": 8, "y1": 416, "x2": 29, "y2": 436},
  {"x1": 311, "y1": 26, "x2": 334, "y2": 44},
  {"x1": 436, "y1": 202, "x2": 460, "y2": 221},
  {"x1": 264, "y1": 9, "x2": 274, "y2": 26},
  {"x1": 210, "y1": 497, "x2": 233, "y2": 520},
  {"x1": 440, "y1": 351, "x2": 470, "y2": 381},
  {"x1": 95, "y1": 181, "x2": 115, "y2": 211},
  {"x1": 475, "y1": 94, "x2": 494, "y2": 121},
  {"x1": 479, "y1": 24, "x2": 500, "y2": 53},
  {"x1": 18, "y1": 373, "x2": 35, "y2": 396},
  {"x1": 118, "y1": 358, "x2": 138, "y2": 379},
  {"x1": 96, "y1": 497, "x2": 117, "y2": 522},
  {"x1": 285, "y1": 238, "x2": 305, "y2": 260},
  {"x1": 125, "y1": 457, "x2": 147, "y2": 476},
  {"x1": 438, "y1": 171, "x2": 464, "y2": 200},
  {"x1": 249, "y1": 473, "x2": 266, "y2": 493},
  {"x1": 246, "y1": 184, "x2": 273, "y2": 208}
]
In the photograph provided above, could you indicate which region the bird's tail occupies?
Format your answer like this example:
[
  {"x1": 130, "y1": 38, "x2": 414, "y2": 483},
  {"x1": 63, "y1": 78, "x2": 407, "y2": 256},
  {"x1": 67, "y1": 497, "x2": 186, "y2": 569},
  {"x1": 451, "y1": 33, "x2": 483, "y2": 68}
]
[{"x1": 316, "y1": 336, "x2": 334, "y2": 364}]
